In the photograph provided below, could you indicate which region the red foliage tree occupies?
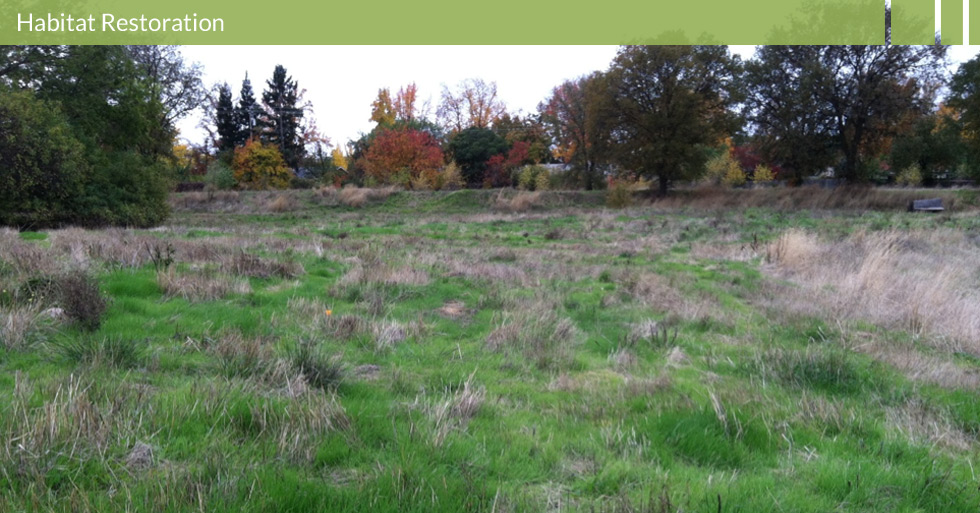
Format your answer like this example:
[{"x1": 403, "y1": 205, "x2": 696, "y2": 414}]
[{"x1": 360, "y1": 128, "x2": 444, "y2": 186}]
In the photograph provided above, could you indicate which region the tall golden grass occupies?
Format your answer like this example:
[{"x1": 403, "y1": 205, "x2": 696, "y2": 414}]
[{"x1": 766, "y1": 228, "x2": 980, "y2": 354}]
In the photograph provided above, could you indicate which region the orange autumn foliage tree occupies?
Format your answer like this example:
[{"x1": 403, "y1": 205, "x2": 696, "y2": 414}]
[
  {"x1": 360, "y1": 128, "x2": 444, "y2": 187},
  {"x1": 393, "y1": 83, "x2": 419, "y2": 122},
  {"x1": 232, "y1": 139, "x2": 291, "y2": 189}
]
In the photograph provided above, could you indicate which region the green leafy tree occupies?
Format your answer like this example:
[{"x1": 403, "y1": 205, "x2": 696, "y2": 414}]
[
  {"x1": 260, "y1": 65, "x2": 304, "y2": 169},
  {"x1": 889, "y1": 106, "x2": 964, "y2": 185},
  {"x1": 4, "y1": 45, "x2": 173, "y2": 227},
  {"x1": 603, "y1": 45, "x2": 741, "y2": 195},
  {"x1": 948, "y1": 57, "x2": 980, "y2": 179},
  {"x1": 746, "y1": 45, "x2": 947, "y2": 183},
  {"x1": 448, "y1": 127, "x2": 509, "y2": 186},
  {"x1": 0, "y1": 89, "x2": 87, "y2": 228},
  {"x1": 125, "y1": 45, "x2": 206, "y2": 133},
  {"x1": 744, "y1": 46, "x2": 837, "y2": 182}
]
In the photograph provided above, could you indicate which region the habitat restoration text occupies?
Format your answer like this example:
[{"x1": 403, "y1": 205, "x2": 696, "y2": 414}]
[{"x1": 17, "y1": 12, "x2": 224, "y2": 32}]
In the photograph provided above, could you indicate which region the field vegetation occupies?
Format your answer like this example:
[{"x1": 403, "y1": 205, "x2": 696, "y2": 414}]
[{"x1": 1, "y1": 188, "x2": 979, "y2": 511}]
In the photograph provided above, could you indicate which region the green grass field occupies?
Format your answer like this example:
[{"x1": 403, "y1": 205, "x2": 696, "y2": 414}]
[{"x1": 2, "y1": 188, "x2": 979, "y2": 512}]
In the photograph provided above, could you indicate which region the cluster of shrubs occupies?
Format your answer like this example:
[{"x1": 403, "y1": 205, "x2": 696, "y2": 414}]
[{"x1": 703, "y1": 152, "x2": 776, "y2": 187}]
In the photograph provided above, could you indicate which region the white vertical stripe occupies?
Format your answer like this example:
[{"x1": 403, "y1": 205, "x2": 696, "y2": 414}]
[
  {"x1": 936, "y1": 0, "x2": 942, "y2": 42},
  {"x1": 966, "y1": 0, "x2": 971, "y2": 44}
]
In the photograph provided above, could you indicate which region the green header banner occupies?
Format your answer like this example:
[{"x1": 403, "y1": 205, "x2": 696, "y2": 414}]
[{"x1": 0, "y1": 0, "x2": 950, "y2": 44}]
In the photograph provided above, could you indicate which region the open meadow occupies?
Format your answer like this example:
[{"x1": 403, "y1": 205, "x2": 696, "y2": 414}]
[{"x1": 2, "y1": 187, "x2": 980, "y2": 512}]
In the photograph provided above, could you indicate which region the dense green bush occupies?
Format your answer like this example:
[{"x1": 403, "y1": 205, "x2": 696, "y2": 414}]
[
  {"x1": 205, "y1": 161, "x2": 238, "y2": 190},
  {"x1": 0, "y1": 46, "x2": 174, "y2": 229},
  {"x1": 0, "y1": 90, "x2": 87, "y2": 228}
]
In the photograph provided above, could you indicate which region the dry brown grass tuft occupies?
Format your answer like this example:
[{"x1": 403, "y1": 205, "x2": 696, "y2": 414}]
[
  {"x1": 157, "y1": 269, "x2": 251, "y2": 302},
  {"x1": 313, "y1": 186, "x2": 339, "y2": 206},
  {"x1": 655, "y1": 186, "x2": 970, "y2": 212},
  {"x1": 421, "y1": 375, "x2": 486, "y2": 447},
  {"x1": 486, "y1": 299, "x2": 581, "y2": 370},
  {"x1": 373, "y1": 319, "x2": 407, "y2": 351},
  {"x1": 0, "y1": 306, "x2": 53, "y2": 350},
  {"x1": 266, "y1": 194, "x2": 297, "y2": 213},
  {"x1": 223, "y1": 251, "x2": 304, "y2": 279},
  {"x1": 2, "y1": 374, "x2": 149, "y2": 481},
  {"x1": 339, "y1": 185, "x2": 397, "y2": 208},
  {"x1": 886, "y1": 399, "x2": 972, "y2": 451},
  {"x1": 206, "y1": 331, "x2": 274, "y2": 377},
  {"x1": 493, "y1": 191, "x2": 541, "y2": 212},
  {"x1": 765, "y1": 229, "x2": 980, "y2": 354},
  {"x1": 609, "y1": 347, "x2": 637, "y2": 370},
  {"x1": 854, "y1": 338, "x2": 980, "y2": 389}
]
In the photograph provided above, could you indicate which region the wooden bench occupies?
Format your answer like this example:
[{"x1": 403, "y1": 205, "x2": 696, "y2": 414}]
[{"x1": 908, "y1": 198, "x2": 944, "y2": 212}]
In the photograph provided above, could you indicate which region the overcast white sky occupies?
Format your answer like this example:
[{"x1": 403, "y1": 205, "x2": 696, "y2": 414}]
[{"x1": 175, "y1": 45, "x2": 980, "y2": 149}]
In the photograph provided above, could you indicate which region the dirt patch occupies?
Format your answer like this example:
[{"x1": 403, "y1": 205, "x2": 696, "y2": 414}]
[
  {"x1": 437, "y1": 300, "x2": 471, "y2": 320},
  {"x1": 353, "y1": 364, "x2": 381, "y2": 380}
]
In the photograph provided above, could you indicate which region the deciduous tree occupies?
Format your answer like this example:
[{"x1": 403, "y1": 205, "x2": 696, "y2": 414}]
[
  {"x1": 359, "y1": 128, "x2": 444, "y2": 187},
  {"x1": 746, "y1": 45, "x2": 947, "y2": 183},
  {"x1": 539, "y1": 74, "x2": 609, "y2": 189},
  {"x1": 448, "y1": 126, "x2": 508, "y2": 186},
  {"x1": 603, "y1": 45, "x2": 741, "y2": 195},
  {"x1": 232, "y1": 138, "x2": 291, "y2": 189},
  {"x1": 437, "y1": 78, "x2": 506, "y2": 133}
]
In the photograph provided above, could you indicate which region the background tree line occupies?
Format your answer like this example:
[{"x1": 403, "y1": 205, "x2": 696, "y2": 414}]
[
  {"x1": 7, "y1": 44, "x2": 980, "y2": 229},
  {"x1": 0, "y1": 45, "x2": 205, "y2": 228},
  {"x1": 340, "y1": 44, "x2": 980, "y2": 196}
]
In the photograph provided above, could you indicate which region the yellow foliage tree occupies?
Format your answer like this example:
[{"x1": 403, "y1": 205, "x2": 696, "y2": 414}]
[
  {"x1": 232, "y1": 139, "x2": 291, "y2": 190},
  {"x1": 753, "y1": 164, "x2": 775, "y2": 182},
  {"x1": 370, "y1": 88, "x2": 396, "y2": 127},
  {"x1": 704, "y1": 152, "x2": 746, "y2": 186},
  {"x1": 331, "y1": 147, "x2": 348, "y2": 170}
]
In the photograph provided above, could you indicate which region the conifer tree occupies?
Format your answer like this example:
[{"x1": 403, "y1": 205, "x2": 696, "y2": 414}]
[
  {"x1": 236, "y1": 73, "x2": 261, "y2": 146},
  {"x1": 215, "y1": 83, "x2": 237, "y2": 152},
  {"x1": 260, "y1": 65, "x2": 304, "y2": 169}
]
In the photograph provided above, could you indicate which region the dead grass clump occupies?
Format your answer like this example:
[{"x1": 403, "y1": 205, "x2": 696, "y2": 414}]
[
  {"x1": 56, "y1": 271, "x2": 107, "y2": 331},
  {"x1": 886, "y1": 399, "x2": 972, "y2": 451},
  {"x1": 494, "y1": 191, "x2": 541, "y2": 212},
  {"x1": 207, "y1": 331, "x2": 274, "y2": 378},
  {"x1": 157, "y1": 269, "x2": 251, "y2": 302},
  {"x1": 2, "y1": 374, "x2": 146, "y2": 482},
  {"x1": 3, "y1": 241, "x2": 61, "y2": 276},
  {"x1": 486, "y1": 300, "x2": 581, "y2": 370},
  {"x1": 49, "y1": 228, "x2": 158, "y2": 268},
  {"x1": 654, "y1": 186, "x2": 968, "y2": 212},
  {"x1": 170, "y1": 190, "x2": 241, "y2": 211},
  {"x1": 445, "y1": 260, "x2": 528, "y2": 285},
  {"x1": 422, "y1": 375, "x2": 486, "y2": 447},
  {"x1": 266, "y1": 194, "x2": 297, "y2": 213},
  {"x1": 765, "y1": 229, "x2": 980, "y2": 354},
  {"x1": 0, "y1": 306, "x2": 53, "y2": 350},
  {"x1": 375, "y1": 266, "x2": 429, "y2": 286},
  {"x1": 609, "y1": 347, "x2": 637, "y2": 370},
  {"x1": 339, "y1": 185, "x2": 396, "y2": 208},
  {"x1": 624, "y1": 374, "x2": 674, "y2": 397},
  {"x1": 373, "y1": 320, "x2": 407, "y2": 352},
  {"x1": 223, "y1": 251, "x2": 304, "y2": 279},
  {"x1": 313, "y1": 186, "x2": 339, "y2": 206},
  {"x1": 437, "y1": 300, "x2": 469, "y2": 319},
  {"x1": 232, "y1": 392, "x2": 352, "y2": 463},
  {"x1": 855, "y1": 339, "x2": 980, "y2": 389},
  {"x1": 332, "y1": 314, "x2": 367, "y2": 340}
]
